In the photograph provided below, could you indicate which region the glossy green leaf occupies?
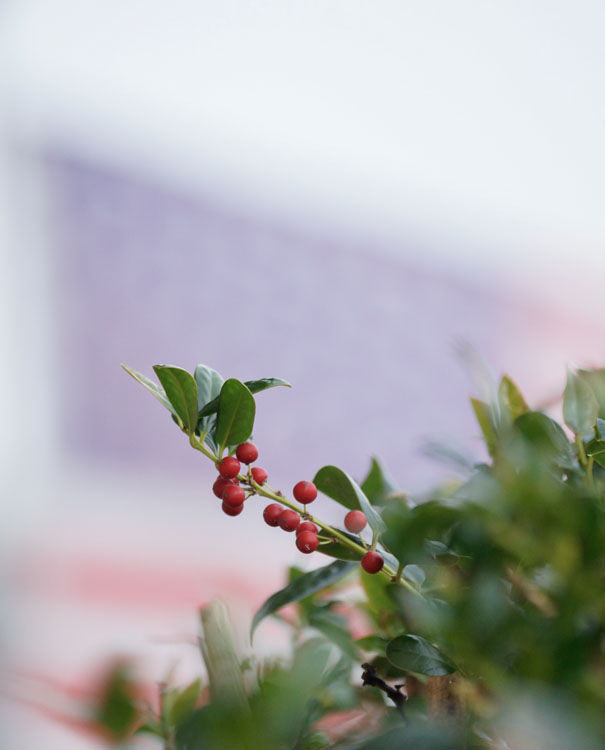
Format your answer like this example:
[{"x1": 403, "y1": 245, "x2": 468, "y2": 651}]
[
  {"x1": 386, "y1": 634, "x2": 456, "y2": 676},
  {"x1": 165, "y1": 679, "x2": 201, "y2": 728},
  {"x1": 251, "y1": 560, "x2": 355, "y2": 639},
  {"x1": 563, "y1": 369, "x2": 599, "y2": 436},
  {"x1": 317, "y1": 534, "x2": 361, "y2": 561},
  {"x1": 313, "y1": 465, "x2": 386, "y2": 534},
  {"x1": 498, "y1": 374, "x2": 529, "y2": 421},
  {"x1": 199, "y1": 376, "x2": 290, "y2": 418},
  {"x1": 514, "y1": 412, "x2": 575, "y2": 468},
  {"x1": 153, "y1": 365, "x2": 199, "y2": 432},
  {"x1": 470, "y1": 397, "x2": 498, "y2": 458},
  {"x1": 215, "y1": 379, "x2": 256, "y2": 450},
  {"x1": 194, "y1": 365, "x2": 224, "y2": 453},
  {"x1": 121, "y1": 364, "x2": 178, "y2": 418},
  {"x1": 194, "y1": 365, "x2": 224, "y2": 412},
  {"x1": 360, "y1": 457, "x2": 399, "y2": 505}
]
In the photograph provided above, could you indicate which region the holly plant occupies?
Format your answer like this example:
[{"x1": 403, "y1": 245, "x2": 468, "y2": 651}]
[{"x1": 113, "y1": 362, "x2": 605, "y2": 750}]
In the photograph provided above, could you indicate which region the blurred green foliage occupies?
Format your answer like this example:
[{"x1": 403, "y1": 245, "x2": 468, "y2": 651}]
[{"x1": 116, "y1": 364, "x2": 605, "y2": 749}]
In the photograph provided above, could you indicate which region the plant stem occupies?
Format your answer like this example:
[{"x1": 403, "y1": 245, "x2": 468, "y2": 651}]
[
  {"x1": 248, "y1": 478, "x2": 421, "y2": 596},
  {"x1": 576, "y1": 434, "x2": 588, "y2": 467},
  {"x1": 189, "y1": 433, "x2": 218, "y2": 461},
  {"x1": 586, "y1": 454, "x2": 595, "y2": 492},
  {"x1": 187, "y1": 434, "x2": 421, "y2": 595}
]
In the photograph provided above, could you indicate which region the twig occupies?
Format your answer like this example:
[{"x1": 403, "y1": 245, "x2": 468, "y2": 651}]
[{"x1": 361, "y1": 663, "x2": 406, "y2": 718}]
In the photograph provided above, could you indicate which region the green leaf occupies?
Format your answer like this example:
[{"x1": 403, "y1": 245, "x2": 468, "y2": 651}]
[
  {"x1": 403, "y1": 564, "x2": 426, "y2": 587},
  {"x1": 361, "y1": 569, "x2": 396, "y2": 614},
  {"x1": 199, "y1": 376, "x2": 290, "y2": 418},
  {"x1": 194, "y1": 365, "x2": 224, "y2": 453},
  {"x1": 200, "y1": 601, "x2": 248, "y2": 709},
  {"x1": 165, "y1": 679, "x2": 201, "y2": 728},
  {"x1": 251, "y1": 560, "x2": 355, "y2": 639},
  {"x1": 470, "y1": 397, "x2": 498, "y2": 458},
  {"x1": 386, "y1": 634, "x2": 456, "y2": 676},
  {"x1": 578, "y1": 369, "x2": 605, "y2": 419},
  {"x1": 498, "y1": 375, "x2": 529, "y2": 421},
  {"x1": 134, "y1": 722, "x2": 164, "y2": 738},
  {"x1": 307, "y1": 610, "x2": 358, "y2": 659},
  {"x1": 360, "y1": 457, "x2": 399, "y2": 505},
  {"x1": 121, "y1": 364, "x2": 178, "y2": 418},
  {"x1": 94, "y1": 664, "x2": 139, "y2": 741},
  {"x1": 194, "y1": 365, "x2": 224, "y2": 412},
  {"x1": 514, "y1": 412, "x2": 575, "y2": 469},
  {"x1": 313, "y1": 465, "x2": 386, "y2": 534},
  {"x1": 215, "y1": 379, "x2": 256, "y2": 450},
  {"x1": 153, "y1": 365, "x2": 199, "y2": 432},
  {"x1": 563, "y1": 369, "x2": 599, "y2": 436},
  {"x1": 355, "y1": 635, "x2": 389, "y2": 654},
  {"x1": 585, "y1": 439, "x2": 605, "y2": 469},
  {"x1": 317, "y1": 534, "x2": 361, "y2": 561}
]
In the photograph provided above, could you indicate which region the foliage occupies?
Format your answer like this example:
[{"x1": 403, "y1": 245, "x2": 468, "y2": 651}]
[{"x1": 110, "y1": 363, "x2": 605, "y2": 749}]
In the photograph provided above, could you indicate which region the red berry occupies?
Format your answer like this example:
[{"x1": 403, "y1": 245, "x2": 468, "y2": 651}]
[
  {"x1": 222, "y1": 501, "x2": 243, "y2": 516},
  {"x1": 212, "y1": 477, "x2": 237, "y2": 498},
  {"x1": 251, "y1": 467, "x2": 268, "y2": 485},
  {"x1": 296, "y1": 531, "x2": 319, "y2": 554},
  {"x1": 263, "y1": 503, "x2": 283, "y2": 527},
  {"x1": 218, "y1": 456, "x2": 240, "y2": 479},
  {"x1": 344, "y1": 510, "x2": 367, "y2": 534},
  {"x1": 296, "y1": 521, "x2": 318, "y2": 537},
  {"x1": 293, "y1": 481, "x2": 317, "y2": 504},
  {"x1": 278, "y1": 509, "x2": 300, "y2": 532},
  {"x1": 236, "y1": 442, "x2": 258, "y2": 464},
  {"x1": 222, "y1": 484, "x2": 246, "y2": 507},
  {"x1": 361, "y1": 550, "x2": 384, "y2": 574}
]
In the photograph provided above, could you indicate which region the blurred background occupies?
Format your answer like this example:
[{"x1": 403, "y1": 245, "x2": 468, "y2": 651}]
[{"x1": 1, "y1": 1, "x2": 605, "y2": 747}]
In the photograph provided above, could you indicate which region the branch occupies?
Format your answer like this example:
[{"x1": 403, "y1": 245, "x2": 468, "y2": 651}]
[{"x1": 361, "y1": 663, "x2": 406, "y2": 718}]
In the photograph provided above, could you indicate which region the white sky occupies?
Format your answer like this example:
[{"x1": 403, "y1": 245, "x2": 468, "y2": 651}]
[{"x1": 1, "y1": 0, "x2": 605, "y2": 283}]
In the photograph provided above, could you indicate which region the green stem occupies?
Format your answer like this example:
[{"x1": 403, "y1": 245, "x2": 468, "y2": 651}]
[
  {"x1": 393, "y1": 561, "x2": 404, "y2": 583},
  {"x1": 586, "y1": 454, "x2": 595, "y2": 492},
  {"x1": 189, "y1": 433, "x2": 217, "y2": 461},
  {"x1": 576, "y1": 434, "x2": 588, "y2": 467},
  {"x1": 187, "y1": 435, "x2": 421, "y2": 595},
  {"x1": 248, "y1": 479, "x2": 421, "y2": 596}
]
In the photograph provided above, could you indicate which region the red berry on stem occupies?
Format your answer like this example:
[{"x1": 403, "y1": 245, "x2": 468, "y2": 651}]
[
  {"x1": 251, "y1": 467, "x2": 268, "y2": 485},
  {"x1": 236, "y1": 442, "x2": 259, "y2": 464},
  {"x1": 344, "y1": 510, "x2": 367, "y2": 534},
  {"x1": 296, "y1": 521, "x2": 318, "y2": 537},
  {"x1": 218, "y1": 456, "x2": 240, "y2": 479},
  {"x1": 279, "y1": 509, "x2": 300, "y2": 532},
  {"x1": 212, "y1": 477, "x2": 237, "y2": 498},
  {"x1": 296, "y1": 531, "x2": 319, "y2": 554},
  {"x1": 293, "y1": 481, "x2": 317, "y2": 504},
  {"x1": 222, "y1": 484, "x2": 246, "y2": 507},
  {"x1": 263, "y1": 503, "x2": 283, "y2": 527},
  {"x1": 361, "y1": 550, "x2": 384, "y2": 574},
  {"x1": 222, "y1": 501, "x2": 243, "y2": 516}
]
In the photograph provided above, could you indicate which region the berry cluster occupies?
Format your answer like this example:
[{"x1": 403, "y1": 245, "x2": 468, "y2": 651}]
[{"x1": 210, "y1": 441, "x2": 384, "y2": 572}]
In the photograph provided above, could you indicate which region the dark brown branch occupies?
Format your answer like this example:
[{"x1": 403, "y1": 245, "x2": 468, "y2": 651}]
[{"x1": 361, "y1": 663, "x2": 406, "y2": 718}]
